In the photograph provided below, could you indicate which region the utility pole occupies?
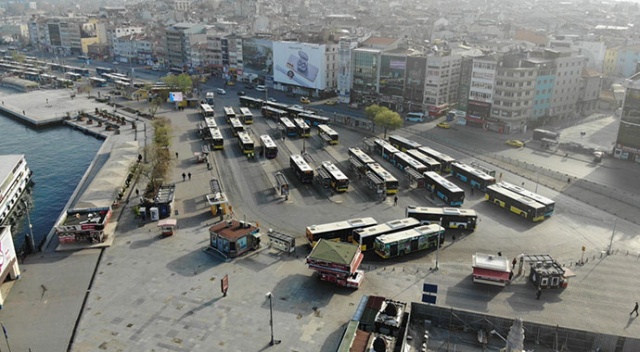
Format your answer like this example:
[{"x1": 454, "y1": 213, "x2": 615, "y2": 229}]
[{"x1": 608, "y1": 218, "x2": 617, "y2": 255}]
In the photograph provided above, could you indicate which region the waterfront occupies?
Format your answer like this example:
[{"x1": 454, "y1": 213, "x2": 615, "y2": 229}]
[{"x1": 0, "y1": 110, "x2": 102, "y2": 248}]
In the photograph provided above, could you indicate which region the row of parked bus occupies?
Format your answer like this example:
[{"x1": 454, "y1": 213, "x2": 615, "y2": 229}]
[
  {"x1": 289, "y1": 154, "x2": 350, "y2": 192},
  {"x1": 304, "y1": 212, "x2": 459, "y2": 259},
  {"x1": 380, "y1": 134, "x2": 555, "y2": 221}
]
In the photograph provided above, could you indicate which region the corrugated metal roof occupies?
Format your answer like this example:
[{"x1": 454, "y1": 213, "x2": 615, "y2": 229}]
[{"x1": 308, "y1": 239, "x2": 360, "y2": 265}]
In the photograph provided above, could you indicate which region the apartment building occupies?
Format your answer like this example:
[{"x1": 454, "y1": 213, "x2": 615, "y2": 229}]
[
  {"x1": 337, "y1": 36, "x2": 359, "y2": 103},
  {"x1": 424, "y1": 47, "x2": 461, "y2": 115},
  {"x1": 527, "y1": 57, "x2": 555, "y2": 121},
  {"x1": 28, "y1": 16, "x2": 85, "y2": 56},
  {"x1": 165, "y1": 23, "x2": 207, "y2": 70},
  {"x1": 113, "y1": 33, "x2": 154, "y2": 64},
  {"x1": 548, "y1": 48, "x2": 586, "y2": 122},
  {"x1": 466, "y1": 55, "x2": 497, "y2": 128},
  {"x1": 489, "y1": 52, "x2": 537, "y2": 133}
]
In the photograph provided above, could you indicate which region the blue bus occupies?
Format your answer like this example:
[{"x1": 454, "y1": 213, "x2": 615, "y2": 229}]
[{"x1": 450, "y1": 162, "x2": 496, "y2": 191}]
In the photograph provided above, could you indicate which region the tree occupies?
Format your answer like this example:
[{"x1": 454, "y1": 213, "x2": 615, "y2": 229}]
[
  {"x1": 138, "y1": 117, "x2": 173, "y2": 197},
  {"x1": 162, "y1": 74, "x2": 193, "y2": 94},
  {"x1": 149, "y1": 90, "x2": 169, "y2": 118},
  {"x1": 374, "y1": 109, "x2": 403, "y2": 139},
  {"x1": 366, "y1": 104, "x2": 403, "y2": 138}
]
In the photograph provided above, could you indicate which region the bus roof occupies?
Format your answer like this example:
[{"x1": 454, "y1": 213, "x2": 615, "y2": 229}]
[
  {"x1": 306, "y1": 217, "x2": 377, "y2": 234},
  {"x1": 424, "y1": 171, "x2": 464, "y2": 192},
  {"x1": 486, "y1": 184, "x2": 545, "y2": 210},
  {"x1": 406, "y1": 206, "x2": 478, "y2": 217},
  {"x1": 353, "y1": 218, "x2": 420, "y2": 238},
  {"x1": 452, "y1": 162, "x2": 495, "y2": 181},
  {"x1": 376, "y1": 224, "x2": 443, "y2": 244}
]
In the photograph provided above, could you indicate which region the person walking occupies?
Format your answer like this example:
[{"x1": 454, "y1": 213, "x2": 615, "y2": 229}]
[
  {"x1": 536, "y1": 287, "x2": 542, "y2": 300},
  {"x1": 135, "y1": 189, "x2": 139, "y2": 197},
  {"x1": 393, "y1": 195, "x2": 398, "y2": 206},
  {"x1": 175, "y1": 152, "x2": 179, "y2": 159},
  {"x1": 182, "y1": 172, "x2": 186, "y2": 181},
  {"x1": 631, "y1": 302, "x2": 639, "y2": 316},
  {"x1": 188, "y1": 172, "x2": 192, "y2": 180},
  {"x1": 512, "y1": 257, "x2": 517, "y2": 270}
]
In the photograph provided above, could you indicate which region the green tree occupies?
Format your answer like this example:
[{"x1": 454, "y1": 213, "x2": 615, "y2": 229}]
[
  {"x1": 365, "y1": 104, "x2": 385, "y2": 120},
  {"x1": 139, "y1": 117, "x2": 173, "y2": 197},
  {"x1": 149, "y1": 90, "x2": 169, "y2": 117},
  {"x1": 162, "y1": 74, "x2": 193, "y2": 94},
  {"x1": 373, "y1": 108, "x2": 403, "y2": 139}
]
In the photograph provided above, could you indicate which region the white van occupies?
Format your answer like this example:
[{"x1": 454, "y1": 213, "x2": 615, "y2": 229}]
[
  {"x1": 405, "y1": 112, "x2": 425, "y2": 122},
  {"x1": 255, "y1": 85, "x2": 266, "y2": 92}
]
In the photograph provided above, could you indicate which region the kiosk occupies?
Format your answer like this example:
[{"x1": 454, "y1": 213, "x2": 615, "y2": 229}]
[{"x1": 158, "y1": 218, "x2": 177, "y2": 236}]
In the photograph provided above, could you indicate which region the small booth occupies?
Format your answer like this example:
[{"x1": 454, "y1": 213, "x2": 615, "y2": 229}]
[
  {"x1": 208, "y1": 219, "x2": 261, "y2": 258},
  {"x1": 157, "y1": 218, "x2": 177, "y2": 236},
  {"x1": 194, "y1": 152, "x2": 207, "y2": 163},
  {"x1": 266, "y1": 229, "x2": 296, "y2": 254},
  {"x1": 523, "y1": 254, "x2": 571, "y2": 289},
  {"x1": 472, "y1": 253, "x2": 511, "y2": 286},
  {"x1": 306, "y1": 239, "x2": 364, "y2": 289}
]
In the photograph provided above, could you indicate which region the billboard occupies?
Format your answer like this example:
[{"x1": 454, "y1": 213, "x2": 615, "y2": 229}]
[
  {"x1": 273, "y1": 42, "x2": 326, "y2": 89},
  {"x1": 241, "y1": 38, "x2": 273, "y2": 77}
]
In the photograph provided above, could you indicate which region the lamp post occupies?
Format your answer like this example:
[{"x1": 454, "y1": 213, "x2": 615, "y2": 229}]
[{"x1": 265, "y1": 292, "x2": 280, "y2": 346}]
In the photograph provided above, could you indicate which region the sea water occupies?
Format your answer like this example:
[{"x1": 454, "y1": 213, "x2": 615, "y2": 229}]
[{"x1": 0, "y1": 111, "x2": 102, "y2": 249}]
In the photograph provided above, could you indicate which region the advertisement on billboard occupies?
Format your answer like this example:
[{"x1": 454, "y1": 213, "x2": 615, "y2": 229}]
[
  {"x1": 242, "y1": 38, "x2": 273, "y2": 77},
  {"x1": 273, "y1": 42, "x2": 326, "y2": 89}
]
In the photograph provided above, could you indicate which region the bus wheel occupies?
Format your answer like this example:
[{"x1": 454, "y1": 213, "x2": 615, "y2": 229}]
[{"x1": 458, "y1": 225, "x2": 465, "y2": 230}]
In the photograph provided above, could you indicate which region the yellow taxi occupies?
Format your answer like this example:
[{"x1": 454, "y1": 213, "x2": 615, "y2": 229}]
[
  {"x1": 505, "y1": 140, "x2": 525, "y2": 148},
  {"x1": 300, "y1": 97, "x2": 311, "y2": 104},
  {"x1": 436, "y1": 122, "x2": 450, "y2": 129}
]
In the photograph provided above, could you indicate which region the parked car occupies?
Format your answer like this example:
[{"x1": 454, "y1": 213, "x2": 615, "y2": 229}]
[
  {"x1": 268, "y1": 97, "x2": 277, "y2": 102},
  {"x1": 237, "y1": 91, "x2": 246, "y2": 96},
  {"x1": 300, "y1": 97, "x2": 311, "y2": 104},
  {"x1": 437, "y1": 122, "x2": 451, "y2": 129},
  {"x1": 255, "y1": 85, "x2": 266, "y2": 92},
  {"x1": 216, "y1": 88, "x2": 227, "y2": 95},
  {"x1": 505, "y1": 140, "x2": 525, "y2": 148}
]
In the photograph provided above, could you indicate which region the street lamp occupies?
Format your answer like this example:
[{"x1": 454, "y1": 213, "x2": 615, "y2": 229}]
[{"x1": 265, "y1": 292, "x2": 280, "y2": 346}]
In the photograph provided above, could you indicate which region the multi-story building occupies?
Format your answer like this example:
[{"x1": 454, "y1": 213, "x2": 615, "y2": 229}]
[
  {"x1": 466, "y1": 55, "x2": 497, "y2": 128},
  {"x1": 547, "y1": 48, "x2": 586, "y2": 122},
  {"x1": 351, "y1": 37, "x2": 401, "y2": 105},
  {"x1": 337, "y1": 36, "x2": 359, "y2": 103},
  {"x1": 424, "y1": 47, "x2": 461, "y2": 115},
  {"x1": 113, "y1": 33, "x2": 154, "y2": 65},
  {"x1": 614, "y1": 73, "x2": 640, "y2": 162},
  {"x1": 528, "y1": 57, "x2": 555, "y2": 121},
  {"x1": 577, "y1": 68, "x2": 602, "y2": 117},
  {"x1": 28, "y1": 16, "x2": 85, "y2": 56},
  {"x1": 489, "y1": 52, "x2": 537, "y2": 133},
  {"x1": 165, "y1": 23, "x2": 207, "y2": 70}
]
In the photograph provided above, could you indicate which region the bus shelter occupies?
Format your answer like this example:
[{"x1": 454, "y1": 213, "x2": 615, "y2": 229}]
[
  {"x1": 274, "y1": 172, "x2": 289, "y2": 200},
  {"x1": 348, "y1": 157, "x2": 366, "y2": 175},
  {"x1": 157, "y1": 218, "x2": 177, "y2": 236},
  {"x1": 405, "y1": 167, "x2": 425, "y2": 188},
  {"x1": 207, "y1": 178, "x2": 230, "y2": 216}
]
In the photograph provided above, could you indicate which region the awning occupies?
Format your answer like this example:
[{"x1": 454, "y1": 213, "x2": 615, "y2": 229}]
[
  {"x1": 473, "y1": 267, "x2": 510, "y2": 281},
  {"x1": 158, "y1": 218, "x2": 177, "y2": 227}
]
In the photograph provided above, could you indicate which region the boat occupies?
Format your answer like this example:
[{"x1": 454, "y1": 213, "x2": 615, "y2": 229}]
[{"x1": 0, "y1": 154, "x2": 34, "y2": 229}]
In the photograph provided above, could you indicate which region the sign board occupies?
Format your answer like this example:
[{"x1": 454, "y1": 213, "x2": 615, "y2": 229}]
[
  {"x1": 273, "y1": 42, "x2": 326, "y2": 89},
  {"x1": 221, "y1": 274, "x2": 229, "y2": 297}
]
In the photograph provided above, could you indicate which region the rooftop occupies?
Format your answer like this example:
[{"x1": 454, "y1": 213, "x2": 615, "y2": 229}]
[{"x1": 307, "y1": 239, "x2": 360, "y2": 265}]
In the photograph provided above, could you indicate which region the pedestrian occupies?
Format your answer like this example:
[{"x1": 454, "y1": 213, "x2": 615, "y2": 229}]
[
  {"x1": 512, "y1": 257, "x2": 517, "y2": 269},
  {"x1": 282, "y1": 135, "x2": 286, "y2": 142},
  {"x1": 394, "y1": 195, "x2": 398, "y2": 206},
  {"x1": 631, "y1": 302, "x2": 639, "y2": 316},
  {"x1": 536, "y1": 287, "x2": 542, "y2": 300},
  {"x1": 22, "y1": 110, "x2": 25, "y2": 115},
  {"x1": 188, "y1": 172, "x2": 192, "y2": 180},
  {"x1": 497, "y1": 251, "x2": 502, "y2": 257},
  {"x1": 182, "y1": 172, "x2": 186, "y2": 181},
  {"x1": 207, "y1": 161, "x2": 211, "y2": 170},
  {"x1": 175, "y1": 152, "x2": 179, "y2": 159},
  {"x1": 509, "y1": 271, "x2": 514, "y2": 281},
  {"x1": 135, "y1": 189, "x2": 139, "y2": 196},
  {"x1": 46, "y1": 98, "x2": 49, "y2": 104}
]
